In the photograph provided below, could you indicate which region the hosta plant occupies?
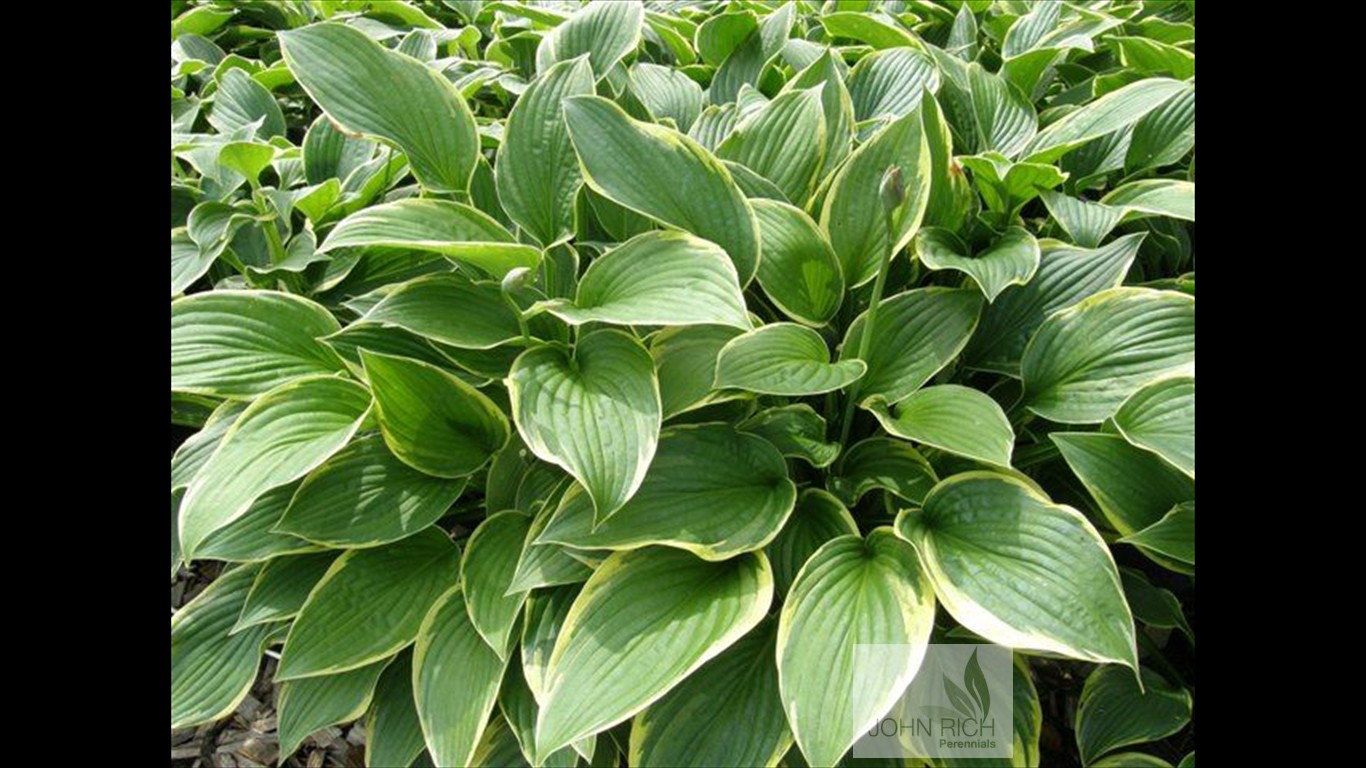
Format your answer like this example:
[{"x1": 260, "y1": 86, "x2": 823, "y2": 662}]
[{"x1": 171, "y1": 1, "x2": 1195, "y2": 766}]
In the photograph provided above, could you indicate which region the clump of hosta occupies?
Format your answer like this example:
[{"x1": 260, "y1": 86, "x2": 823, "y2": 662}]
[{"x1": 172, "y1": 1, "x2": 1195, "y2": 766}]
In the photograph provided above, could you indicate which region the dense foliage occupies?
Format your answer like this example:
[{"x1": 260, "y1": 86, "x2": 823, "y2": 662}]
[{"x1": 170, "y1": 1, "x2": 1195, "y2": 766}]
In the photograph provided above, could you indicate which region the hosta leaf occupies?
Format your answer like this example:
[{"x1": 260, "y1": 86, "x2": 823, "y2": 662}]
[
  {"x1": 171, "y1": 565, "x2": 273, "y2": 729},
  {"x1": 958, "y1": 153, "x2": 1067, "y2": 217},
  {"x1": 922, "y1": 94, "x2": 974, "y2": 233},
  {"x1": 630, "y1": 620, "x2": 792, "y2": 768},
  {"x1": 1120, "y1": 502, "x2": 1195, "y2": 566},
  {"x1": 714, "y1": 323, "x2": 865, "y2": 396},
  {"x1": 179, "y1": 377, "x2": 371, "y2": 560},
  {"x1": 362, "y1": 273, "x2": 525, "y2": 350},
  {"x1": 534, "y1": 548, "x2": 773, "y2": 755},
  {"x1": 717, "y1": 87, "x2": 825, "y2": 203},
  {"x1": 363, "y1": 350, "x2": 510, "y2": 478},
  {"x1": 896, "y1": 473, "x2": 1138, "y2": 669},
  {"x1": 233, "y1": 551, "x2": 337, "y2": 632},
  {"x1": 1102, "y1": 180, "x2": 1195, "y2": 222},
  {"x1": 708, "y1": 3, "x2": 792, "y2": 105},
  {"x1": 508, "y1": 508, "x2": 595, "y2": 594},
  {"x1": 462, "y1": 511, "x2": 533, "y2": 661},
  {"x1": 277, "y1": 434, "x2": 469, "y2": 548},
  {"x1": 776, "y1": 530, "x2": 936, "y2": 768},
  {"x1": 765, "y1": 489, "x2": 858, "y2": 596},
  {"x1": 829, "y1": 437, "x2": 938, "y2": 506},
  {"x1": 783, "y1": 50, "x2": 855, "y2": 179},
  {"x1": 868, "y1": 385, "x2": 1015, "y2": 468},
  {"x1": 1112, "y1": 36, "x2": 1195, "y2": 80},
  {"x1": 650, "y1": 324, "x2": 745, "y2": 419},
  {"x1": 497, "y1": 57, "x2": 596, "y2": 247},
  {"x1": 819, "y1": 12, "x2": 922, "y2": 50},
  {"x1": 848, "y1": 47, "x2": 938, "y2": 123},
  {"x1": 1113, "y1": 375, "x2": 1195, "y2": 477},
  {"x1": 1126, "y1": 85, "x2": 1195, "y2": 174},
  {"x1": 965, "y1": 235, "x2": 1143, "y2": 375},
  {"x1": 821, "y1": 107, "x2": 932, "y2": 287},
  {"x1": 209, "y1": 68, "x2": 285, "y2": 139},
  {"x1": 915, "y1": 226, "x2": 1041, "y2": 302},
  {"x1": 696, "y1": 10, "x2": 757, "y2": 67},
  {"x1": 967, "y1": 62, "x2": 1037, "y2": 158},
  {"x1": 170, "y1": 229, "x2": 214, "y2": 297},
  {"x1": 535, "y1": 231, "x2": 750, "y2": 329},
  {"x1": 302, "y1": 114, "x2": 374, "y2": 186},
  {"x1": 842, "y1": 287, "x2": 983, "y2": 405},
  {"x1": 536, "y1": 0, "x2": 643, "y2": 78},
  {"x1": 752, "y1": 199, "x2": 844, "y2": 326},
  {"x1": 564, "y1": 95, "x2": 760, "y2": 285},
  {"x1": 740, "y1": 404, "x2": 840, "y2": 468},
  {"x1": 508, "y1": 330, "x2": 661, "y2": 520},
  {"x1": 279, "y1": 22, "x2": 478, "y2": 193},
  {"x1": 414, "y1": 585, "x2": 509, "y2": 767},
  {"x1": 538, "y1": 424, "x2": 797, "y2": 561},
  {"x1": 170, "y1": 291, "x2": 347, "y2": 398},
  {"x1": 195, "y1": 482, "x2": 321, "y2": 563},
  {"x1": 277, "y1": 658, "x2": 390, "y2": 758},
  {"x1": 319, "y1": 199, "x2": 540, "y2": 278},
  {"x1": 171, "y1": 401, "x2": 246, "y2": 492},
  {"x1": 1052, "y1": 432, "x2": 1194, "y2": 538},
  {"x1": 521, "y1": 584, "x2": 580, "y2": 706},
  {"x1": 499, "y1": 663, "x2": 582, "y2": 768},
  {"x1": 366, "y1": 652, "x2": 428, "y2": 768},
  {"x1": 629, "y1": 62, "x2": 704, "y2": 132},
  {"x1": 1022, "y1": 288, "x2": 1195, "y2": 423},
  {"x1": 1039, "y1": 191, "x2": 1129, "y2": 248},
  {"x1": 1076, "y1": 666, "x2": 1192, "y2": 765},
  {"x1": 277, "y1": 527, "x2": 461, "y2": 680},
  {"x1": 1022, "y1": 78, "x2": 1187, "y2": 163}
]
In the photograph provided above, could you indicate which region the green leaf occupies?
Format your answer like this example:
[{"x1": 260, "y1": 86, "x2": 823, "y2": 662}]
[
  {"x1": 366, "y1": 652, "x2": 429, "y2": 768},
  {"x1": 819, "y1": 12, "x2": 923, "y2": 50},
  {"x1": 650, "y1": 325, "x2": 744, "y2": 419},
  {"x1": 499, "y1": 661, "x2": 580, "y2": 768},
  {"x1": 965, "y1": 235, "x2": 1143, "y2": 375},
  {"x1": 1022, "y1": 78, "x2": 1187, "y2": 163},
  {"x1": 170, "y1": 228, "x2": 214, "y2": 297},
  {"x1": 535, "y1": 231, "x2": 750, "y2": 329},
  {"x1": 1022, "y1": 287, "x2": 1195, "y2": 423},
  {"x1": 217, "y1": 141, "x2": 277, "y2": 182},
  {"x1": 564, "y1": 95, "x2": 760, "y2": 285},
  {"x1": 302, "y1": 113, "x2": 375, "y2": 185},
  {"x1": 1092, "y1": 752, "x2": 1177, "y2": 767},
  {"x1": 1103, "y1": 180, "x2": 1195, "y2": 222},
  {"x1": 842, "y1": 287, "x2": 983, "y2": 405},
  {"x1": 277, "y1": 658, "x2": 390, "y2": 758},
  {"x1": 497, "y1": 57, "x2": 597, "y2": 247},
  {"x1": 209, "y1": 68, "x2": 285, "y2": 139},
  {"x1": 739, "y1": 404, "x2": 841, "y2": 468},
  {"x1": 708, "y1": 4, "x2": 792, "y2": 105},
  {"x1": 1121, "y1": 568, "x2": 1193, "y2": 643},
  {"x1": 508, "y1": 507, "x2": 595, "y2": 594},
  {"x1": 776, "y1": 530, "x2": 936, "y2": 768},
  {"x1": 821, "y1": 106, "x2": 932, "y2": 287},
  {"x1": 1113, "y1": 375, "x2": 1194, "y2": 477},
  {"x1": 179, "y1": 377, "x2": 371, "y2": 560},
  {"x1": 630, "y1": 620, "x2": 792, "y2": 768},
  {"x1": 1120, "y1": 502, "x2": 1195, "y2": 566},
  {"x1": 537, "y1": 424, "x2": 797, "y2": 561},
  {"x1": 752, "y1": 199, "x2": 844, "y2": 326},
  {"x1": 1052, "y1": 432, "x2": 1194, "y2": 539},
  {"x1": 1076, "y1": 666, "x2": 1192, "y2": 765},
  {"x1": 783, "y1": 50, "x2": 855, "y2": 179},
  {"x1": 629, "y1": 62, "x2": 704, "y2": 132},
  {"x1": 1126, "y1": 85, "x2": 1195, "y2": 174},
  {"x1": 319, "y1": 199, "x2": 540, "y2": 278},
  {"x1": 277, "y1": 528, "x2": 461, "y2": 680},
  {"x1": 279, "y1": 22, "x2": 479, "y2": 193},
  {"x1": 915, "y1": 226, "x2": 1041, "y2": 302},
  {"x1": 276, "y1": 434, "x2": 469, "y2": 548},
  {"x1": 868, "y1": 385, "x2": 1014, "y2": 468},
  {"x1": 829, "y1": 436, "x2": 938, "y2": 506},
  {"x1": 717, "y1": 87, "x2": 826, "y2": 203},
  {"x1": 1113, "y1": 36, "x2": 1195, "y2": 80},
  {"x1": 362, "y1": 273, "x2": 526, "y2": 350},
  {"x1": 921, "y1": 94, "x2": 974, "y2": 233},
  {"x1": 958, "y1": 152, "x2": 1067, "y2": 217},
  {"x1": 171, "y1": 565, "x2": 274, "y2": 729},
  {"x1": 414, "y1": 585, "x2": 510, "y2": 767},
  {"x1": 195, "y1": 482, "x2": 322, "y2": 563},
  {"x1": 896, "y1": 472, "x2": 1138, "y2": 669},
  {"x1": 462, "y1": 511, "x2": 533, "y2": 660},
  {"x1": 696, "y1": 10, "x2": 757, "y2": 67},
  {"x1": 714, "y1": 323, "x2": 865, "y2": 396},
  {"x1": 363, "y1": 350, "x2": 510, "y2": 478},
  {"x1": 1039, "y1": 191, "x2": 1129, "y2": 248},
  {"x1": 234, "y1": 551, "x2": 337, "y2": 632},
  {"x1": 537, "y1": 0, "x2": 643, "y2": 78},
  {"x1": 848, "y1": 48, "x2": 938, "y2": 123},
  {"x1": 765, "y1": 489, "x2": 858, "y2": 597},
  {"x1": 521, "y1": 584, "x2": 580, "y2": 707},
  {"x1": 534, "y1": 548, "x2": 773, "y2": 755},
  {"x1": 509, "y1": 331, "x2": 661, "y2": 520},
  {"x1": 170, "y1": 291, "x2": 347, "y2": 398},
  {"x1": 966, "y1": 62, "x2": 1037, "y2": 158}
]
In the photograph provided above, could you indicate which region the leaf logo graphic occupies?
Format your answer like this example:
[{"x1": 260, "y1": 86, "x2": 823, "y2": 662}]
[{"x1": 942, "y1": 649, "x2": 991, "y2": 720}]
